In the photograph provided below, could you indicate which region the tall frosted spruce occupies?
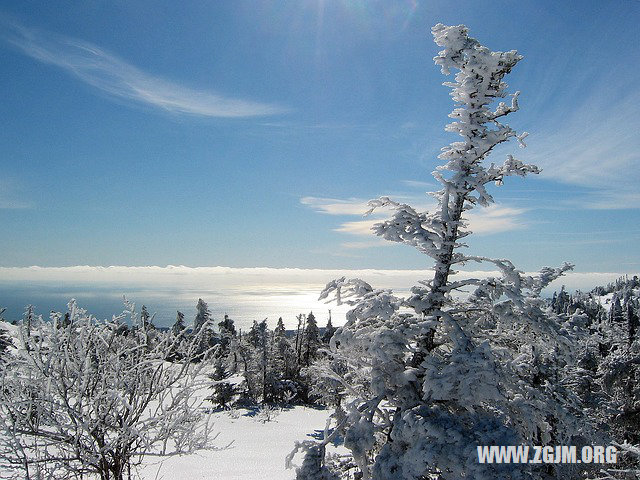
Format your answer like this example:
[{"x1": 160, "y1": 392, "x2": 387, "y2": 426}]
[{"x1": 290, "y1": 24, "x2": 587, "y2": 480}]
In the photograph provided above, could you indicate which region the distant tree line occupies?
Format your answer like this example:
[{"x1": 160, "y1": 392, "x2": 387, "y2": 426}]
[{"x1": 172, "y1": 298, "x2": 338, "y2": 408}]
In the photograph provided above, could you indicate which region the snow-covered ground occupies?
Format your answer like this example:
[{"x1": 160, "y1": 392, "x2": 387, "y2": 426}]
[{"x1": 138, "y1": 406, "x2": 332, "y2": 480}]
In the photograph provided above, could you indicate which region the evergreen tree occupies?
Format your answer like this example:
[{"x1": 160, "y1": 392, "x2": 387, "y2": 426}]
[
  {"x1": 273, "y1": 317, "x2": 295, "y2": 377},
  {"x1": 218, "y1": 314, "x2": 237, "y2": 358},
  {"x1": 551, "y1": 285, "x2": 571, "y2": 314},
  {"x1": 302, "y1": 312, "x2": 321, "y2": 367},
  {"x1": 272, "y1": 317, "x2": 299, "y2": 401},
  {"x1": 275, "y1": 316, "x2": 286, "y2": 337},
  {"x1": 165, "y1": 311, "x2": 187, "y2": 361},
  {"x1": 322, "y1": 312, "x2": 336, "y2": 345},
  {"x1": 172, "y1": 311, "x2": 186, "y2": 336},
  {"x1": 240, "y1": 319, "x2": 273, "y2": 403},
  {"x1": 208, "y1": 355, "x2": 235, "y2": 409},
  {"x1": 293, "y1": 445, "x2": 339, "y2": 480},
  {"x1": 23, "y1": 304, "x2": 36, "y2": 337},
  {"x1": 294, "y1": 313, "x2": 305, "y2": 367},
  {"x1": 194, "y1": 298, "x2": 211, "y2": 334},
  {"x1": 218, "y1": 314, "x2": 237, "y2": 336},
  {"x1": 610, "y1": 294, "x2": 624, "y2": 323},
  {"x1": 140, "y1": 305, "x2": 154, "y2": 329},
  {"x1": 627, "y1": 299, "x2": 639, "y2": 346},
  {"x1": 193, "y1": 299, "x2": 216, "y2": 358}
]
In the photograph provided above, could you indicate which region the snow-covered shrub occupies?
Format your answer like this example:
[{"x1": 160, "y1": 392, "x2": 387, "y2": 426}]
[{"x1": 0, "y1": 300, "x2": 216, "y2": 480}]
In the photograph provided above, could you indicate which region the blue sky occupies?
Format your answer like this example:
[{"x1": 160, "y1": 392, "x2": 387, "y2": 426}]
[{"x1": 1, "y1": 0, "x2": 639, "y2": 276}]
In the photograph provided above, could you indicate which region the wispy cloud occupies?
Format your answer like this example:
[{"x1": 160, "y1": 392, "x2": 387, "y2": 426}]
[
  {"x1": 401, "y1": 179, "x2": 436, "y2": 189},
  {"x1": 466, "y1": 205, "x2": 527, "y2": 235},
  {"x1": 566, "y1": 190, "x2": 640, "y2": 211},
  {"x1": 334, "y1": 218, "x2": 380, "y2": 235},
  {"x1": 526, "y1": 76, "x2": 640, "y2": 208},
  {"x1": 4, "y1": 22, "x2": 288, "y2": 118},
  {"x1": 302, "y1": 195, "x2": 528, "y2": 242},
  {"x1": 301, "y1": 196, "x2": 370, "y2": 215}
]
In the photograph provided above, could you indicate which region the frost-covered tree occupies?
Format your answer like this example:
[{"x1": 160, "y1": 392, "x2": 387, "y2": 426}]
[
  {"x1": 208, "y1": 355, "x2": 236, "y2": 410},
  {"x1": 23, "y1": 304, "x2": 35, "y2": 337},
  {"x1": 0, "y1": 308, "x2": 13, "y2": 365},
  {"x1": 273, "y1": 317, "x2": 298, "y2": 380},
  {"x1": 193, "y1": 298, "x2": 217, "y2": 358},
  {"x1": 266, "y1": 317, "x2": 300, "y2": 403},
  {"x1": 0, "y1": 301, "x2": 216, "y2": 480},
  {"x1": 293, "y1": 24, "x2": 587, "y2": 480},
  {"x1": 294, "y1": 313, "x2": 306, "y2": 366},
  {"x1": 235, "y1": 319, "x2": 273, "y2": 403},
  {"x1": 194, "y1": 298, "x2": 211, "y2": 334},
  {"x1": 218, "y1": 313, "x2": 237, "y2": 358},
  {"x1": 322, "y1": 312, "x2": 336, "y2": 345},
  {"x1": 172, "y1": 310, "x2": 186, "y2": 335},
  {"x1": 140, "y1": 304, "x2": 154, "y2": 330},
  {"x1": 302, "y1": 311, "x2": 321, "y2": 367}
]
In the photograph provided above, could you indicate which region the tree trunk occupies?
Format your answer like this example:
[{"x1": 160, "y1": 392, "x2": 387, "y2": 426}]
[{"x1": 412, "y1": 191, "x2": 466, "y2": 366}]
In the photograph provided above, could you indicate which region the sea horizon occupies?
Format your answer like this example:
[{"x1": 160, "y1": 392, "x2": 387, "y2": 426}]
[{"x1": 0, "y1": 265, "x2": 630, "y2": 330}]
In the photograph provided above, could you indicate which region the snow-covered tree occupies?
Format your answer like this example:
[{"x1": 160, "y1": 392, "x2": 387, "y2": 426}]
[
  {"x1": 218, "y1": 313, "x2": 237, "y2": 358},
  {"x1": 293, "y1": 24, "x2": 588, "y2": 479},
  {"x1": 140, "y1": 304, "x2": 153, "y2": 329},
  {"x1": 0, "y1": 301, "x2": 216, "y2": 480},
  {"x1": 193, "y1": 298, "x2": 217, "y2": 358},
  {"x1": 322, "y1": 312, "x2": 336, "y2": 345},
  {"x1": 273, "y1": 318, "x2": 298, "y2": 380},
  {"x1": 302, "y1": 311, "x2": 321, "y2": 367},
  {"x1": 208, "y1": 355, "x2": 236, "y2": 410},
  {"x1": 172, "y1": 310, "x2": 186, "y2": 335},
  {"x1": 294, "y1": 313, "x2": 306, "y2": 367},
  {"x1": 194, "y1": 298, "x2": 211, "y2": 334},
  {"x1": 0, "y1": 308, "x2": 13, "y2": 365}
]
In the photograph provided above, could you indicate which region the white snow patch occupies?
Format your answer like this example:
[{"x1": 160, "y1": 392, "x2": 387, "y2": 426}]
[{"x1": 138, "y1": 406, "x2": 332, "y2": 480}]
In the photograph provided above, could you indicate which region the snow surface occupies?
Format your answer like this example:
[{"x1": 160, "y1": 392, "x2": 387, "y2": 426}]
[{"x1": 137, "y1": 406, "x2": 332, "y2": 480}]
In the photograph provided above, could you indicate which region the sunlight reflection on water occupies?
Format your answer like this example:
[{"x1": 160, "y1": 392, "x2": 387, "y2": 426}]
[
  {"x1": 0, "y1": 283, "x2": 354, "y2": 330},
  {"x1": 0, "y1": 265, "x2": 616, "y2": 330}
]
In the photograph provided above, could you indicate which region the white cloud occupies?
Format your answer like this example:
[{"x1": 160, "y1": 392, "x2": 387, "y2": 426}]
[
  {"x1": 401, "y1": 180, "x2": 436, "y2": 189},
  {"x1": 5, "y1": 23, "x2": 287, "y2": 118},
  {"x1": 466, "y1": 205, "x2": 527, "y2": 235},
  {"x1": 330, "y1": 202, "x2": 526, "y2": 237},
  {"x1": 334, "y1": 218, "x2": 379, "y2": 235},
  {"x1": 300, "y1": 196, "x2": 369, "y2": 215},
  {"x1": 302, "y1": 194, "x2": 529, "y2": 250}
]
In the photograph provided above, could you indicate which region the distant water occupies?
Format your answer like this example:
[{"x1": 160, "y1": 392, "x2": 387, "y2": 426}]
[
  {"x1": 0, "y1": 265, "x2": 621, "y2": 331},
  {"x1": 0, "y1": 282, "x2": 346, "y2": 331}
]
